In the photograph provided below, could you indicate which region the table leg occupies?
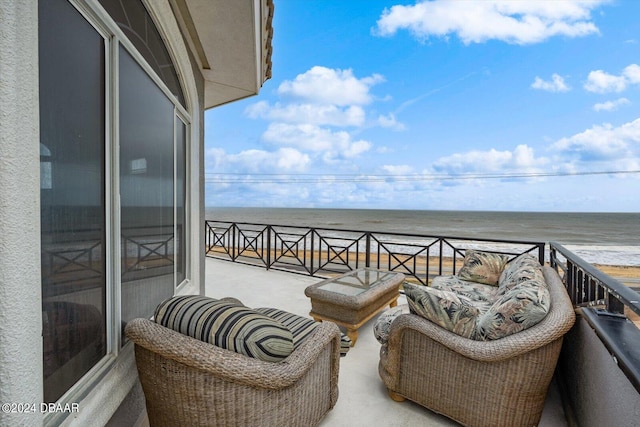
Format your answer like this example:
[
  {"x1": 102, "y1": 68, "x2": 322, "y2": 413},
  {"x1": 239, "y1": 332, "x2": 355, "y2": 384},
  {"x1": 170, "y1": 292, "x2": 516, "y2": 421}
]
[{"x1": 346, "y1": 328, "x2": 358, "y2": 346}]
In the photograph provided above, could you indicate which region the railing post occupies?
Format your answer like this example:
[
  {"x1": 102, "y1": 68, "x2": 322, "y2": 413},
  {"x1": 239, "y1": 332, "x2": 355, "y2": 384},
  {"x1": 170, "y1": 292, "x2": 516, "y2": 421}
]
[
  {"x1": 231, "y1": 223, "x2": 237, "y2": 261},
  {"x1": 607, "y1": 294, "x2": 626, "y2": 314},
  {"x1": 204, "y1": 221, "x2": 208, "y2": 254},
  {"x1": 266, "y1": 225, "x2": 271, "y2": 270},
  {"x1": 438, "y1": 239, "x2": 444, "y2": 275},
  {"x1": 365, "y1": 232, "x2": 371, "y2": 268},
  {"x1": 310, "y1": 230, "x2": 315, "y2": 274},
  {"x1": 538, "y1": 243, "x2": 545, "y2": 265},
  {"x1": 566, "y1": 260, "x2": 575, "y2": 304}
]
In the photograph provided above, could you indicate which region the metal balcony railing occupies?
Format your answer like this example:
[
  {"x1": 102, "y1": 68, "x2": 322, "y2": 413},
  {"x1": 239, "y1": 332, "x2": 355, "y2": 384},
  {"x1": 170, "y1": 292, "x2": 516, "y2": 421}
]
[
  {"x1": 550, "y1": 241, "x2": 640, "y2": 394},
  {"x1": 550, "y1": 242, "x2": 640, "y2": 317},
  {"x1": 204, "y1": 220, "x2": 545, "y2": 285}
]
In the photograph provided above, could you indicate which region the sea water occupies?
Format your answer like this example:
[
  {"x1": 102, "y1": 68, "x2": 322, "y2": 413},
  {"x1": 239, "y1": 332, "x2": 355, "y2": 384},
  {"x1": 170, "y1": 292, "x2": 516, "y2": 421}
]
[{"x1": 205, "y1": 208, "x2": 640, "y2": 267}]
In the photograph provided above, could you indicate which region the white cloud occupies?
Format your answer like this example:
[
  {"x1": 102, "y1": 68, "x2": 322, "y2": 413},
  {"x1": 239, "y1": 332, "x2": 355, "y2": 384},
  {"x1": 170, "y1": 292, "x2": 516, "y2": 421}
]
[
  {"x1": 263, "y1": 123, "x2": 372, "y2": 162},
  {"x1": 377, "y1": 113, "x2": 406, "y2": 130},
  {"x1": 277, "y1": 148, "x2": 313, "y2": 170},
  {"x1": 382, "y1": 164, "x2": 414, "y2": 175},
  {"x1": 584, "y1": 70, "x2": 628, "y2": 93},
  {"x1": 593, "y1": 98, "x2": 630, "y2": 112},
  {"x1": 531, "y1": 74, "x2": 571, "y2": 92},
  {"x1": 551, "y1": 119, "x2": 640, "y2": 161},
  {"x1": 245, "y1": 101, "x2": 366, "y2": 127},
  {"x1": 432, "y1": 144, "x2": 548, "y2": 175},
  {"x1": 238, "y1": 66, "x2": 400, "y2": 168},
  {"x1": 374, "y1": 0, "x2": 606, "y2": 45},
  {"x1": 277, "y1": 66, "x2": 384, "y2": 106},
  {"x1": 584, "y1": 64, "x2": 640, "y2": 93},
  {"x1": 205, "y1": 146, "x2": 310, "y2": 174},
  {"x1": 427, "y1": 119, "x2": 640, "y2": 182},
  {"x1": 206, "y1": 64, "x2": 398, "y2": 196},
  {"x1": 623, "y1": 64, "x2": 640, "y2": 84}
]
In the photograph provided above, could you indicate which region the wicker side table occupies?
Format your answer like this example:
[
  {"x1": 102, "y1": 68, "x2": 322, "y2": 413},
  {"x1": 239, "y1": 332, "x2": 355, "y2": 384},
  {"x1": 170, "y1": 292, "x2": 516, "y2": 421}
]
[{"x1": 304, "y1": 269, "x2": 404, "y2": 346}]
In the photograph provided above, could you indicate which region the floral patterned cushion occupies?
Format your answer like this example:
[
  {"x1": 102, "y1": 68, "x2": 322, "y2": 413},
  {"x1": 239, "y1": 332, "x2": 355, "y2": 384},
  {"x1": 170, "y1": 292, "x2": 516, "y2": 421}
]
[
  {"x1": 475, "y1": 279, "x2": 550, "y2": 340},
  {"x1": 431, "y1": 275, "x2": 498, "y2": 302},
  {"x1": 373, "y1": 304, "x2": 411, "y2": 345},
  {"x1": 403, "y1": 283, "x2": 489, "y2": 339},
  {"x1": 457, "y1": 250, "x2": 509, "y2": 286},
  {"x1": 403, "y1": 278, "x2": 550, "y2": 341},
  {"x1": 498, "y1": 253, "x2": 545, "y2": 292}
]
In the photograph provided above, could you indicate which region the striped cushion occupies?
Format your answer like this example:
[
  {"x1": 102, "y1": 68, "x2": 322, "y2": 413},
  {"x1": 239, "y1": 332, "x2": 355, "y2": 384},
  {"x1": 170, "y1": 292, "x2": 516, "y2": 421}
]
[
  {"x1": 256, "y1": 307, "x2": 351, "y2": 357},
  {"x1": 154, "y1": 296, "x2": 294, "y2": 362}
]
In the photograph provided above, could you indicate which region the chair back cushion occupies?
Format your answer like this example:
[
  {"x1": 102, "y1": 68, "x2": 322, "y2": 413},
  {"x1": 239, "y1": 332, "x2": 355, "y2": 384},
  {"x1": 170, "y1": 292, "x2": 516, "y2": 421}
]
[
  {"x1": 475, "y1": 279, "x2": 551, "y2": 340},
  {"x1": 403, "y1": 283, "x2": 488, "y2": 339},
  {"x1": 457, "y1": 250, "x2": 509, "y2": 286},
  {"x1": 403, "y1": 280, "x2": 550, "y2": 341},
  {"x1": 154, "y1": 295, "x2": 294, "y2": 362},
  {"x1": 497, "y1": 253, "x2": 545, "y2": 292},
  {"x1": 256, "y1": 307, "x2": 352, "y2": 356}
]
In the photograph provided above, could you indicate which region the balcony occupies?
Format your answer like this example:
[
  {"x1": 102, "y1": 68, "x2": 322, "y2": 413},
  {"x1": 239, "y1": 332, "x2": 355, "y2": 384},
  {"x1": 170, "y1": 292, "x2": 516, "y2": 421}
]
[{"x1": 201, "y1": 220, "x2": 640, "y2": 426}]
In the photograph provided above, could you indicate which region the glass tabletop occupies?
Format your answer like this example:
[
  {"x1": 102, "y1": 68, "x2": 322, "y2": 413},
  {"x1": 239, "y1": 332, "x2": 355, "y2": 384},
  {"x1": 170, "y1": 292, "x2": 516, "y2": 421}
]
[{"x1": 318, "y1": 269, "x2": 396, "y2": 296}]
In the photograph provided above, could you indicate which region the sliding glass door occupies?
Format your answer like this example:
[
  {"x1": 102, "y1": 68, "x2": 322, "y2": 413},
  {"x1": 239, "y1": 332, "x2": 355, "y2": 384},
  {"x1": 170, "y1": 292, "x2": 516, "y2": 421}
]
[{"x1": 39, "y1": 0, "x2": 190, "y2": 404}]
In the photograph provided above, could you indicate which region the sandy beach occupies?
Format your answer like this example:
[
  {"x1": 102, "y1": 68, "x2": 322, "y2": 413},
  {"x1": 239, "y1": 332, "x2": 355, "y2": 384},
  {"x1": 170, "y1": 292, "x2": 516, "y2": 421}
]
[
  {"x1": 208, "y1": 246, "x2": 639, "y2": 286},
  {"x1": 594, "y1": 264, "x2": 640, "y2": 286}
]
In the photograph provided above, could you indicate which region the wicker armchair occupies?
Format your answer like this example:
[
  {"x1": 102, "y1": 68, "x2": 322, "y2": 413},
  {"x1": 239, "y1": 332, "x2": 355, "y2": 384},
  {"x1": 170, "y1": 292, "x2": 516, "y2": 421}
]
[
  {"x1": 126, "y1": 314, "x2": 341, "y2": 427},
  {"x1": 379, "y1": 266, "x2": 576, "y2": 427}
]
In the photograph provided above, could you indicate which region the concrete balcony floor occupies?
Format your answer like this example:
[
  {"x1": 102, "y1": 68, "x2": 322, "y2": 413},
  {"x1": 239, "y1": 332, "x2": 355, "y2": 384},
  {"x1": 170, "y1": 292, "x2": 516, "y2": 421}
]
[{"x1": 204, "y1": 257, "x2": 568, "y2": 427}]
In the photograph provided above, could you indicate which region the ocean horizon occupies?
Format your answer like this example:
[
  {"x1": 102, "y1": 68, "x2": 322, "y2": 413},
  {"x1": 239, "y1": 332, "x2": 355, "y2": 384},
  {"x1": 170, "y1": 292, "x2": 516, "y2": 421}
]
[{"x1": 206, "y1": 207, "x2": 640, "y2": 267}]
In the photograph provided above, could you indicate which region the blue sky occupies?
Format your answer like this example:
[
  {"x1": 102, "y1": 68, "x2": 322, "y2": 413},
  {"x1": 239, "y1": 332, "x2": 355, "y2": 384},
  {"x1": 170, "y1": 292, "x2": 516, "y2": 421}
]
[{"x1": 205, "y1": 0, "x2": 640, "y2": 212}]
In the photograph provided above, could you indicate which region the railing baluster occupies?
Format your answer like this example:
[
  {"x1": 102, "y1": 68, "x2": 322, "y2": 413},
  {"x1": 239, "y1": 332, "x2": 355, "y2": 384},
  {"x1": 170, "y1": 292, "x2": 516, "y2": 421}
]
[
  {"x1": 365, "y1": 232, "x2": 371, "y2": 268},
  {"x1": 438, "y1": 239, "x2": 443, "y2": 275},
  {"x1": 310, "y1": 230, "x2": 315, "y2": 274},
  {"x1": 538, "y1": 243, "x2": 544, "y2": 265},
  {"x1": 266, "y1": 225, "x2": 271, "y2": 270}
]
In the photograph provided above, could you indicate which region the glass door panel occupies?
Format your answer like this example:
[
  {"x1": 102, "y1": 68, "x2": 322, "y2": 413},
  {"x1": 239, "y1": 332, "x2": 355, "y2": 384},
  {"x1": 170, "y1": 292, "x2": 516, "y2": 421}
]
[
  {"x1": 119, "y1": 46, "x2": 175, "y2": 331},
  {"x1": 39, "y1": 0, "x2": 107, "y2": 403}
]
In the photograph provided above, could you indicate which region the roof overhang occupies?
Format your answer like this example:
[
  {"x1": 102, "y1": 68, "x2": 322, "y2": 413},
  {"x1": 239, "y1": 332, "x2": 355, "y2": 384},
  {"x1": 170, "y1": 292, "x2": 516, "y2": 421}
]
[{"x1": 171, "y1": 0, "x2": 273, "y2": 109}]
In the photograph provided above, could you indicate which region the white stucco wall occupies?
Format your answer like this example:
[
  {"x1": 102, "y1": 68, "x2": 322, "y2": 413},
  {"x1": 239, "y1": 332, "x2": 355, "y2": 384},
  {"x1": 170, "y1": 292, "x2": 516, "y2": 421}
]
[{"x1": 0, "y1": 1, "x2": 44, "y2": 426}]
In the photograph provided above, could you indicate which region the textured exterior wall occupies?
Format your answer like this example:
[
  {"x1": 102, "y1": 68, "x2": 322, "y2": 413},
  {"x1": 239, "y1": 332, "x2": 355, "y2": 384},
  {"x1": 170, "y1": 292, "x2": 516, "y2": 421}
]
[
  {"x1": 0, "y1": 1, "x2": 44, "y2": 426},
  {"x1": 559, "y1": 315, "x2": 640, "y2": 427}
]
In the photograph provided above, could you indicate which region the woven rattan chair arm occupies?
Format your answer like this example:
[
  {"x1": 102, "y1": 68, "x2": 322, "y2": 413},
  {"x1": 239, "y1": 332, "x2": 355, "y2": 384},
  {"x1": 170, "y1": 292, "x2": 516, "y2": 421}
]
[
  {"x1": 387, "y1": 266, "x2": 576, "y2": 363},
  {"x1": 125, "y1": 318, "x2": 341, "y2": 390}
]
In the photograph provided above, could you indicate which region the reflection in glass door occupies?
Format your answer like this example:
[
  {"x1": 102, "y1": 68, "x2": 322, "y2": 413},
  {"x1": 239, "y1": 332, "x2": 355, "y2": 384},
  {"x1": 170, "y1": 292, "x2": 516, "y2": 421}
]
[{"x1": 119, "y1": 46, "x2": 175, "y2": 329}]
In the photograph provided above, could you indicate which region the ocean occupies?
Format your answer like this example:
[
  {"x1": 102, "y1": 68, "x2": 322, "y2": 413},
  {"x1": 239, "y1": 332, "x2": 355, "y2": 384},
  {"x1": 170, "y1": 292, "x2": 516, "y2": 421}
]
[{"x1": 205, "y1": 208, "x2": 640, "y2": 267}]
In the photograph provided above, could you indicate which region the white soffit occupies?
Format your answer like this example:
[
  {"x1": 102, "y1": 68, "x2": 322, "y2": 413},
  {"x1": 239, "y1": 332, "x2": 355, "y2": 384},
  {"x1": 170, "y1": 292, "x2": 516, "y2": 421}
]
[{"x1": 174, "y1": 0, "x2": 273, "y2": 109}]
